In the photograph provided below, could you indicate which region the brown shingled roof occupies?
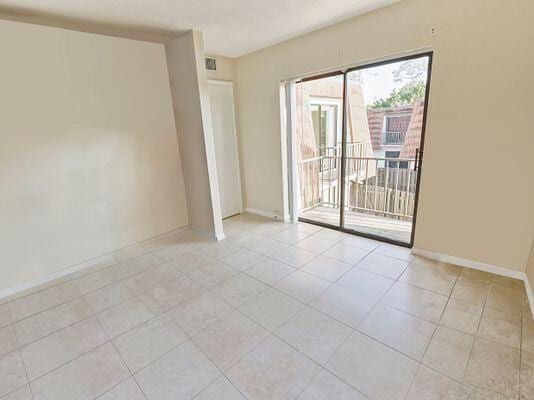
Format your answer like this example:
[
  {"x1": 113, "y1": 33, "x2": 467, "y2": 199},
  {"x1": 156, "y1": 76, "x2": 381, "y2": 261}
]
[{"x1": 400, "y1": 99, "x2": 425, "y2": 158}]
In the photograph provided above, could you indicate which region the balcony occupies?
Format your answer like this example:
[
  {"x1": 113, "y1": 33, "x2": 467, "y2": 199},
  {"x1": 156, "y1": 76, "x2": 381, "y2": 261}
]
[
  {"x1": 298, "y1": 151, "x2": 417, "y2": 243},
  {"x1": 382, "y1": 131, "x2": 405, "y2": 145}
]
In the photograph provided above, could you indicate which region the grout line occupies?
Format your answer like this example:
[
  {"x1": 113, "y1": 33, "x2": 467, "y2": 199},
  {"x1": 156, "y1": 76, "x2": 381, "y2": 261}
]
[
  {"x1": 160, "y1": 219, "x2": 528, "y2": 399},
  {"x1": 2, "y1": 219, "x2": 324, "y2": 399},
  {"x1": 518, "y1": 313, "x2": 523, "y2": 400},
  {"x1": 460, "y1": 278, "x2": 492, "y2": 396},
  {"x1": 0, "y1": 227, "x2": 194, "y2": 304},
  {"x1": 93, "y1": 376, "x2": 141, "y2": 400},
  {"x1": 401, "y1": 273, "x2": 462, "y2": 400},
  {"x1": 4, "y1": 304, "x2": 35, "y2": 400},
  {"x1": 7, "y1": 247, "x2": 189, "y2": 329},
  {"x1": 186, "y1": 318, "x2": 263, "y2": 400},
  {"x1": 291, "y1": 304, "x2": 371, "y2": 400},
  {"x1": 219, "y1": 226, "x2": 474, "y2": 369},
  {"x1": 92, "y1": 307, "x2": 151, "y2": 400},
  {"x1": 10, "y1": 289, "x2": 145, "y2": 351},
  {"x1": 176, "y1": 229, "x2": 422, "y2": 399},
  {"x1": 1, "y1": 216, "x2": 524, "y2": 400},
  {"x1": 11, "y1": 271, "x2": 172, "y2": 389},
  {"x1": 150, "y1": 219, "x2": 520, "y2": 397}
]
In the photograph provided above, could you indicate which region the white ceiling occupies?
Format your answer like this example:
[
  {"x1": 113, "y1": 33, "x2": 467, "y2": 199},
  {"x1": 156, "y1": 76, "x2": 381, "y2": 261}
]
[{"x1": 0, "y1": 0, "x2": 401, "y2": 57}]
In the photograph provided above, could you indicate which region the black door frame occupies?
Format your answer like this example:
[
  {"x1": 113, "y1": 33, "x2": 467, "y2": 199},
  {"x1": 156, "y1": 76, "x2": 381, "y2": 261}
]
[{"x1": 296, "y1": 51, "x2": 434, "y2": 248}]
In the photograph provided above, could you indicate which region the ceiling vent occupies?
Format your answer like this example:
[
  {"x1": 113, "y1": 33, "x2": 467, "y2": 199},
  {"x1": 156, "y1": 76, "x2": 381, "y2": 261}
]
[{"x1": 205, "y1": 58, "x2": 217, "y2": 71}]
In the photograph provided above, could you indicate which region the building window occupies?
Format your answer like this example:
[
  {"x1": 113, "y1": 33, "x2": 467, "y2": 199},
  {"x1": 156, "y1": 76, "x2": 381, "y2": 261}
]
[
  {"x1": 383, "y1": 114, "x2": 411, "y2": 145},
  {"x1": 311, "y1": 103, "x2": 339, "y2": 154},
  {"x1": 310, "y1": 98, "x2": 342, "y2": 173}
]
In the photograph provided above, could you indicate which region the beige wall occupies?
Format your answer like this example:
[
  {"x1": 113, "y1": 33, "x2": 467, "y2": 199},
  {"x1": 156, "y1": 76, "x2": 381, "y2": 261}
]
[
  {"x1": 236, "y1": 0, "x2": 534, "y2": 272},
  {"x1": 206, "y1": 55, "x2": 237, "y2": 82},
  {"x1": 166, "y1": 31, "x2": 224, "y2": 239},
  {"x1": 0, "y1": 20, "x2": 188, "y2": 291}
]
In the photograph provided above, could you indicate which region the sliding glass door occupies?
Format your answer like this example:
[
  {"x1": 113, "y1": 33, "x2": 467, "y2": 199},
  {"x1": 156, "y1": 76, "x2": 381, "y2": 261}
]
[
  {"x1": 295, "y1": 73, "x2": 344, "y2": 229},
  {"x1": 293, "y1": 53, "x2": 432, "y2": 247}
]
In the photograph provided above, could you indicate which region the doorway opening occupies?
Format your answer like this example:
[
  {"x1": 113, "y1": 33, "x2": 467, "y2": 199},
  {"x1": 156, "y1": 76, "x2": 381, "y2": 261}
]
[
  {"x1": 208, "y1": 80, "x2": 243, "y2": 220},
  {"x1": 287, "y1": 53, "x2": 432, "y2": 247}
]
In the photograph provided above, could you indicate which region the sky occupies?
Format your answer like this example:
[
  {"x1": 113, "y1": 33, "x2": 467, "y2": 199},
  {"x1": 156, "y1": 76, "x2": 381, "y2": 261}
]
[{"x1": 353, "y1": 59, "x2": 428, "y2": 105}]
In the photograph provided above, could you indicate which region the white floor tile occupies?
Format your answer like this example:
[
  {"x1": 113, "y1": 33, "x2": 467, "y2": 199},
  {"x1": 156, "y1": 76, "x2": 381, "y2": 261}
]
[
  {"x1": 271, "y1": 246, "x2": 318, "y2": 268},
  {"x1": 323, "y1": 243, "x2": 369, "y2": 265},
  {"x1": 358, "y1": 303, "x2": 436, "y2": 360},
  {"x1": 193, "y1": 311, "x2": 270, "y2": 370},
  {"x1": 168, "y1": 292, "x2": 232, "y2": 336},
  {"x1": 381, "y1": 282, "x2": 448, "y2": 322},
  {"x1": 300, "y1": 255, "x2": 352, "y2": 282},
  {"x1": 244, "y1": 259, "x2": 295, "y2": 285},
  {"x1": 30, "y1": 343, "x2": 129, "y2": 400},
  {"x1": 356, "y1": 253, "x2": 408, "y2": 279},
  {"x1": 227, "y1": 336, "x2": 320, "y2": 400},
  {"x1": 238, "y1": 288, "x2": 304, "y2": 331},
  {"x1": 195, "y1": 376, "x2": 246, "y2": 400},
  {"x1": 338, "y1": 268, "x2": 394, "y2": 299},
  {"x1": 13, "y1": 297, "x2": 93, "y2": 346},
  {"x1": 113, "y1": 314, "x2": 187, "y2": 372},
  {"x1": 211, "y1": 274, "x2": 267, "y2": 307},
  {"x1": 310, "y1": 284, "x2": 376, "y2": 328},
  {"x1": 99, "y1": 378, "x2": 147, "y2": 400},
  {"x1": 22, "y1": 317, "x2": 107, "y2": 380},
  {"x1": 135, "y1": 340, "x2": 220, "y2": 400},
  {"x1": 96, "y1": 294, "x2": 162, "y2": 338},
  {"x1": 276, "y1": 307, "x2": 352, "y2": 364},
  {"x1": 297, "y1": 369, "x2": 369, "y2": 400},
  {"x1": 274, "y1": 270, "x2": 331, "y2": 303},
  {"x1": 0, "y1": 351, "x2": 27, "y2": 397},
  {"x1": 326, "y1": 331, "x2": 418, "y2": 400}
]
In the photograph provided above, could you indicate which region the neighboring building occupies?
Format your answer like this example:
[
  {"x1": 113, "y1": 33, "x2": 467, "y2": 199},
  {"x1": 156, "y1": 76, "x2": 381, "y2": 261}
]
[
  {"x1": 295, "y1": 80, "x2": 425, "y2": 212},
  {"x1": 400, "y1": 99, "x2": 425, "y2": 159},
  {"x1": 366, "y1": 100, "x2": 424, "y2": 167},
  {"x1": 295, "y1": 79, "x2": 376, "y2": 209},
  {"x1": 296, "y1": 79, "x2": 374, "y2": 161}
]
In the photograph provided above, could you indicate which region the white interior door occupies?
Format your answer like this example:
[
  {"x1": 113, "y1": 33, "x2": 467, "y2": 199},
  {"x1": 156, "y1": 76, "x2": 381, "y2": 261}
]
[{"x1": 208, "y1": 80, "x2": 242, "y2": 219}]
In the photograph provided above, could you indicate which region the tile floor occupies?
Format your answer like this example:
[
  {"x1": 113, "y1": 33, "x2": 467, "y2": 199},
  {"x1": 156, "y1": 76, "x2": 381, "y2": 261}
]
[{"x1": 0, "y1": 213, "x2": 533, "y2": 400}]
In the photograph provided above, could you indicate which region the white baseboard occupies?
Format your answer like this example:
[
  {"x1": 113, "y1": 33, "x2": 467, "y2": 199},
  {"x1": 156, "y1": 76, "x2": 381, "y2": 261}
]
[
  {"x1": 412, "y1": 247, "x2": 534, "y2": 315},
  {"x1": 0, "y1": 225, "x2": 191, "y2": 301},
  {"x1": 411, "y1": 248, "x2": 525, "y2": 280},
  {"x1": 525, "y1": 275, "x2": 534, "y2": 317},
  {"x1": 243, "y1": 208, "x2": 280, "y2": 220}
]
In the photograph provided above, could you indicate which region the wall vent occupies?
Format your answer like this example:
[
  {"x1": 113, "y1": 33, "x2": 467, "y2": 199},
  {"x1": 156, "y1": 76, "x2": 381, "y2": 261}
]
[{"x1": 205, "y1": 58, "x2": 217, "y2": 71}]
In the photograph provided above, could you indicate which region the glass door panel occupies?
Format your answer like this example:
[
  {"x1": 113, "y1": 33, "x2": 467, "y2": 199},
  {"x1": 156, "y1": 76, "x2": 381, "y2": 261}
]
[
  {"x1": 342, "y1": 54, "x2": 431, "y2": 245},
  {"x1": 295, "y1": 74, "x2": 344, "y2": 228}
]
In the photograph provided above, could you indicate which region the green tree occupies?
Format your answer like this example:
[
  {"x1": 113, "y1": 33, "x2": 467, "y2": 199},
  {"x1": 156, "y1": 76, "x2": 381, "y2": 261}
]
[
  {"x1": 369, "y1": 81, "x2": 426, "y2": 109},
  {"x1": 393, "y1": 58, "x2": 428, "y2": 84}
]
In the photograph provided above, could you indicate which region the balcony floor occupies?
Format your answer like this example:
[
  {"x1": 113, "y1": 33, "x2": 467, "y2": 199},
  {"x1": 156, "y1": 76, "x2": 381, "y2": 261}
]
[{"x1": 300, "y1": 205, "x2": 412, "y2": 243}]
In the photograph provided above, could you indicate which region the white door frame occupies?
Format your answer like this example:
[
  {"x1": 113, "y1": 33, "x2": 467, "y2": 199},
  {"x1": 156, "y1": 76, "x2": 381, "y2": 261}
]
[
  {"x1": 282, "y1": 81, "x2": 300, "y2": 223},
  {"x1": 207, "y1": 79, "x2": 244, "y2": 216}
]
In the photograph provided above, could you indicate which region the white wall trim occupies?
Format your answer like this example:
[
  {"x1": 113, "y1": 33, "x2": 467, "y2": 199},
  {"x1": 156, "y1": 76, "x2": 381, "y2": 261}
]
[
  {"x1": 0, "y1": 225, "x2": 191, "y2": 301},
  {"x1": 411, "y1": 248, "x2": 525, "y2": 280},
  {"x1": 285, "y1": 81, "x2": 300, "y2": 224},
  {"x1": 525, "y1": 275, "x2": 534, "y2": 317},
  {"x1": 243, "y1": 207, "x2": 279, "y2": 220},
  {"x1": 412, "y1": 247, "x2": 534, "y2": 315},
  {"x1": 207, "y1": 79, "x2": 244, "y2": 216}
]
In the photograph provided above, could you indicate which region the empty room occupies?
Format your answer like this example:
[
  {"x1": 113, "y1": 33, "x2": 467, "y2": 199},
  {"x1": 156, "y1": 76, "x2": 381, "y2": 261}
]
[{"x1": 0, "y1": 0, "x2": 533, "y2": 399}]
